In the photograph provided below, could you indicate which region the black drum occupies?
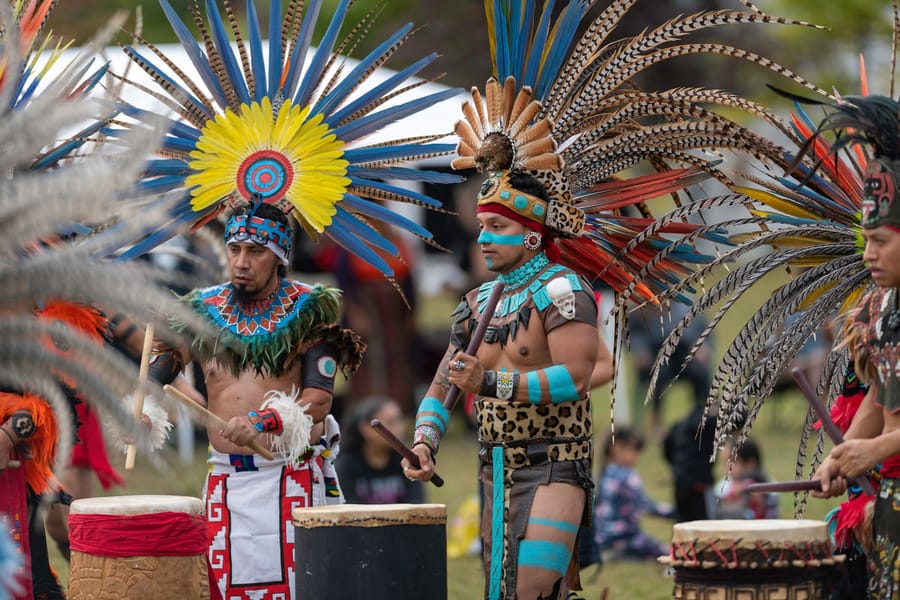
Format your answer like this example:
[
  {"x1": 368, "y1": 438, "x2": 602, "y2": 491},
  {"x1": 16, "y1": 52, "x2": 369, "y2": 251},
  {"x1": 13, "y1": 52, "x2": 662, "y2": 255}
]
[{"x1": 293, "y1": 503, "x2": 447, "y2": 599}]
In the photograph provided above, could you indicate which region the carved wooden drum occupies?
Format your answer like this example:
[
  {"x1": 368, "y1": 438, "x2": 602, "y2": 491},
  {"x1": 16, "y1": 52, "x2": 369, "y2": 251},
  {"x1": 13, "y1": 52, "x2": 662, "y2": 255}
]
[
  {"x1": 67, "y1": 495, "x2": 209, "y2": 600},
  {"x1": 659, "y1": 519, "x2": 843, "y2": 600},
  {"x1": 293, "y1": 503, "x2": 447, "y2": 599}
]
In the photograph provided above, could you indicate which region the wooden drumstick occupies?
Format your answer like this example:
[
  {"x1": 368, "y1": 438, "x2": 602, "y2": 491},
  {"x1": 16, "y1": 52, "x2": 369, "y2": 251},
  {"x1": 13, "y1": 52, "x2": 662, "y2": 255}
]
[
  {"x1": 163, "y1": 384, "x2": 275, "y2": 461},
  {"x1": 443, "y1": 281, "x2": 505, "y2": 412},
  {"x1": 791, "y1": 367, "x2": 876, "y2": 497},
  {"x1": 125, "y1": 322, "x2": 154, "y2": 470},
  {"x1": 370, "y1": 419, "x2": 444, "y2": 487},
  {"x1": 746, "y1": 480, "x2": 822, "y2": 493}
]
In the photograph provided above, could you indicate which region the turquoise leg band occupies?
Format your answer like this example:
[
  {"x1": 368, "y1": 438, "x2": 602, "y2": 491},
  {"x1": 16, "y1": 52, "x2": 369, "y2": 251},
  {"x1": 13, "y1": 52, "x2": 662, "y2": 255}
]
[
  {"x1": 527, "y1": 516, "x2": 579, "y2": 535},
  {"x1": 518, "y1": 539, "x2": 572, "y2": 576}
]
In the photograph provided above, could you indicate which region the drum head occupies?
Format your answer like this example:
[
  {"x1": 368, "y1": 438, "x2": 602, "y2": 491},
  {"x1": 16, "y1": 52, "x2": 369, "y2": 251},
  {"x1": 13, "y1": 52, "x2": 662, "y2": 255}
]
[
  {"x1": 672, "y1": 519, "x2": 827, "y2": 546},
  {"x1": 70, "y1": 495, "x2": 204, "y2": 516},
  {"x1": 292, "y1": 503, "x2": 447, "y2": 528}
]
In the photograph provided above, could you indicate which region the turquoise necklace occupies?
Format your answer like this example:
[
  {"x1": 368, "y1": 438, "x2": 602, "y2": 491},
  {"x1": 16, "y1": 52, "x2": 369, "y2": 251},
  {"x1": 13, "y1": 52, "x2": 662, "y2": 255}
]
[
  {"x1": 477, "y1": 253, "x2": 582, "y2": 320},
  {"x1": 498, "y1": 252, "x2": 550, "y2": 290}
]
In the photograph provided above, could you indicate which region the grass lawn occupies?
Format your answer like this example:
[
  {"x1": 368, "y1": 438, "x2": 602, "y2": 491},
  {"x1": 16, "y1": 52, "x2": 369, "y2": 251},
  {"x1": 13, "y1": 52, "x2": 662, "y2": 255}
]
[
  {"x1": 47, "y1": 271, "x2": 841, "y2": 598},
  {"x1": 48, "y1": 382, "x2": 835, "y2": 599}
]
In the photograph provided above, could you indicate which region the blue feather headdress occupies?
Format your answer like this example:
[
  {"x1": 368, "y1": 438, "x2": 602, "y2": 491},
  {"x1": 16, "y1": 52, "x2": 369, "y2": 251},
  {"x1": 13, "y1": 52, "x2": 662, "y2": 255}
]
[{"x1": 102, "y1": 0, "x2": 464, "y2": 279}]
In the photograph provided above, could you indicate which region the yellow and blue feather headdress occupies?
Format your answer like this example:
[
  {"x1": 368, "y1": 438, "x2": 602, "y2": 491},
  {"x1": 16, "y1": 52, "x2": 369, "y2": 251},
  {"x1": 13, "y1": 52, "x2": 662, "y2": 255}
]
[{"x1": 102, "y1": 0, "x2": 463, "y2": 279}]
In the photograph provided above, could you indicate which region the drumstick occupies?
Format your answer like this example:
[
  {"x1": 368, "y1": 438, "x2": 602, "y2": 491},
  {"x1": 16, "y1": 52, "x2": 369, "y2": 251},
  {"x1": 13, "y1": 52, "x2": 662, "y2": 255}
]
[
  {"x1": 443, "y1": 281, "x2": 505, "y2": 412},
  {"x1": 378, "y1": 282, "x2": 504, "y2": 488},
  {"x1": 746, "y1": 480, "x2": 822, "y2": 493},
  {"x1": 370, "y1": 419, "x2": 444, "y2": 488},
  {"x1": 791, "y1": 368, "x2": 876, "y2": 497},
  {"x1": 125, "y1": 322, "x2": 154, "y2": 470},
  {"x1": 163, "y1": 384, "x2": 275, "y2": 461}
]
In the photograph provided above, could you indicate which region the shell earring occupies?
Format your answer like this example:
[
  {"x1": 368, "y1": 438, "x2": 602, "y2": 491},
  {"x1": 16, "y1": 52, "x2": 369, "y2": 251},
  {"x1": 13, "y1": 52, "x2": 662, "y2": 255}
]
[{"x1": 523, "y1": 231, "x2": 542, "y2": 251}]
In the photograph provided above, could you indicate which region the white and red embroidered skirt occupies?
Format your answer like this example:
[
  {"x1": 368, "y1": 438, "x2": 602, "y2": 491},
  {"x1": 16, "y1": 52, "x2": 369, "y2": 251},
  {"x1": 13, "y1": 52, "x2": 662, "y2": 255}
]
[{"x1": 205, "y1": 449, "x2": 312, "y2": 600}]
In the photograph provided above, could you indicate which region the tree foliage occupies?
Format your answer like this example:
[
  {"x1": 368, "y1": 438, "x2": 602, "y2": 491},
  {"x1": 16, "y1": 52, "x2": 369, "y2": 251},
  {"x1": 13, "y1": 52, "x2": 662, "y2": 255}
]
[{"x1": 44, "y1": 1, "x2": 897, "y2": 104}]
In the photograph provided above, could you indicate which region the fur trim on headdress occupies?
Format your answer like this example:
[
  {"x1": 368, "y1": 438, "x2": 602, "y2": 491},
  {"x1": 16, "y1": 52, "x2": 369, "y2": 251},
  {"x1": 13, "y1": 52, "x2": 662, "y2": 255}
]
[
  {"x1": 0, "y1": 392, "x2": 59, "y2": 495},
  {"x1": 260, "y1": 388, "x2": 313, "y2": 465}
]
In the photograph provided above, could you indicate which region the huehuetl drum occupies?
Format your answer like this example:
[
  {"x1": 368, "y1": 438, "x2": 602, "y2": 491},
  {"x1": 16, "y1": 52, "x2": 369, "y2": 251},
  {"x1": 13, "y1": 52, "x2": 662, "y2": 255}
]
[
  {"x1": 67, "y1": 495, "x2": 209, "y2": 600},
  {"x1": 293, "y1": 503, "x2": 447, "y2": 599},
  {"x1": 659, "y1": 519, "x2": 843, "y2": 600}
]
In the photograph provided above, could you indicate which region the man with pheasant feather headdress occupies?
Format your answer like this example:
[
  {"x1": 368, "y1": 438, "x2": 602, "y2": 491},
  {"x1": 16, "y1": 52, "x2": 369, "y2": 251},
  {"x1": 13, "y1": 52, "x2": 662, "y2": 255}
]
[
  {"x1": 99, "y1": 0, "x2": 473, "y2": 597},
  {"x1": 402, "y1": 1, "x2": 832, "y2": 597},
  {"x1": 799, "y1": 92, "x2": 900, "y2": 598}
]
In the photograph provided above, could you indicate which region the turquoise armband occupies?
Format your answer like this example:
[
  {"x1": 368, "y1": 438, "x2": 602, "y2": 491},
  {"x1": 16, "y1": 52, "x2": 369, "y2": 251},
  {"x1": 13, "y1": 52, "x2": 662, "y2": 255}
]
[{"x1": 526, "y1": 365, "x2": 580, "y2": 404}]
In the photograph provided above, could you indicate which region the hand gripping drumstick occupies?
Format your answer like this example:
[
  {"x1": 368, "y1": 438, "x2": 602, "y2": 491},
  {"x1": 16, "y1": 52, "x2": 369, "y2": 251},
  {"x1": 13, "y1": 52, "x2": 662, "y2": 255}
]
[
  {"x1": 791, "y1": 367, "x2": 876, "y2": 497},
  {"x1": 370, "y1": 419, "x2": 444, "y2": 487},
  {"x1": 372, "y1": 281, "x2": 506, "y2": 486},
  {"x1": 125, "y1": 323, "x2": 154, "y2": 470},
  {"x1": 163, "y1": 384, "x2": 275, "y2": 461}
]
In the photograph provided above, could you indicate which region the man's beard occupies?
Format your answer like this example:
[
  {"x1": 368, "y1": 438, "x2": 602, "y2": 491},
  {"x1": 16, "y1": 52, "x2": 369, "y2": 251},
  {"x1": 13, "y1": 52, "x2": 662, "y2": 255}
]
[{"x1": 232, "y1": 283, "x2": 258, "y2": 303}]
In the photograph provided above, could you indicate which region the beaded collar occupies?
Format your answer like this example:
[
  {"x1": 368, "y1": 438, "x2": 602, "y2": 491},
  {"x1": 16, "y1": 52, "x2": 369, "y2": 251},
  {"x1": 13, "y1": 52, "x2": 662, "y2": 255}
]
[
  {"x1": 175, "y1": 279, "x2": 342, "y2": 375},
  {"x1": 200, "y1": 279, "x2": 312, "y2": 337},
  {"x1": 235, "y1": 288, "x2": 280, "y2": 316},
  {"x1": 498, "y1": 252, "x2": 549, "y2": 290}
]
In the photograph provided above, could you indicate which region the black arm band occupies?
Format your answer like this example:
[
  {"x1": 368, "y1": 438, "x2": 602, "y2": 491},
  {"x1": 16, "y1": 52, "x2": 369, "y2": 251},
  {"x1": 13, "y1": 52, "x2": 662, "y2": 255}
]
[
  {"x1": 479, "y1": 370, "x2": 519, "y2": 401},
  {"x1": 148, "y1": 351, "x2": 183, "y2": 386},
  {"x1": 301, "y1": 342, "x2": 340, "y2": 393}
]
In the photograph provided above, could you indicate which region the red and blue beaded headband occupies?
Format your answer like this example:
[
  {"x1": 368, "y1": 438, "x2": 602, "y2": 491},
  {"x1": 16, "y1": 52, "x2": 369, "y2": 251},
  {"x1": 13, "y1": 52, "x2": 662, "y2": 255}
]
[{"x1": 224, "y1": 214, "x2": 292, "y2": 266}]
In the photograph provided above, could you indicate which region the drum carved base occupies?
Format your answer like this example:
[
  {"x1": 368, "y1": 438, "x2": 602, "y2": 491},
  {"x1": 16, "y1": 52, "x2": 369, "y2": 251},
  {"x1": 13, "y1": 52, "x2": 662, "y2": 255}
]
[
  {"x1": 68, "y1": 552, "x2": 210, "y2": 600},
  {"x1": 674, "y1": 580, "x2": 822, "y2": 600}
]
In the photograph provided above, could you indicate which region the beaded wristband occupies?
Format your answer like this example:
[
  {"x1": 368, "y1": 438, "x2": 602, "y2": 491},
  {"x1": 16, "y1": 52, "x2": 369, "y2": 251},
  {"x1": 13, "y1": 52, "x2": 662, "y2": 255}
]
[
  {"x1": 413, "y1": 424, "x2": 441, "y2": 457},
  {"x1": 248, "y1": 408, "x2": 284, "y2": 435}
]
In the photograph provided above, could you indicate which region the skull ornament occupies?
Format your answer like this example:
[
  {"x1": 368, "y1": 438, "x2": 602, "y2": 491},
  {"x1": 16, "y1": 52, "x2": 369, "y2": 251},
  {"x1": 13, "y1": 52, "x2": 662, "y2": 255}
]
[{"x1": 546, "y1": 277, "x2": 576, "y2": 320}]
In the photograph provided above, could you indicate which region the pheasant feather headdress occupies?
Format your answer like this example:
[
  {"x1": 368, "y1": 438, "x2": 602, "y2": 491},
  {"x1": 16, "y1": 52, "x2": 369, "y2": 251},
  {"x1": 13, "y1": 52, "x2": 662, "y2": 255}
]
[
  {"x1": 643, "y1": 7, "x2": 900, "y2": 504},
  {"x1": 101, "y1": 0, "x2": 463, "y2": 280},
  {"x1": 453, "y1": 0, "x2": 829, "y2": 303}
]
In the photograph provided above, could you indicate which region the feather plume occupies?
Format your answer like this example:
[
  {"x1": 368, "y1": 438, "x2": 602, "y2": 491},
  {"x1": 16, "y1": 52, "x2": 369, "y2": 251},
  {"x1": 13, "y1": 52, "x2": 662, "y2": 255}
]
[{"x1": 103, "y1": 0, "x2": 461, "y2": 280}]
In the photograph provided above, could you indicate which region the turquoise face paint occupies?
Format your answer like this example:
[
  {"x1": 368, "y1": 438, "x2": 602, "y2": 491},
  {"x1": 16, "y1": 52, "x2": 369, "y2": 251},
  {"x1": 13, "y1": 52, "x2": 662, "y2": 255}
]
[
  {"x1": 478, "y1": 231, "x2": 525, "y2": 246},
  {"x1": 485, "y1": 256, "x2": 494, "y2": 269},
  {"x1": 517, "y1": 539, "x2": 571, "y2": 576}
]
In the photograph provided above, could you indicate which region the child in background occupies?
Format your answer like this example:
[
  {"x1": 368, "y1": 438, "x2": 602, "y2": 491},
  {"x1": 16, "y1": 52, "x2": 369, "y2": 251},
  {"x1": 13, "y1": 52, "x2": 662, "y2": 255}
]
[
  {"x1": 715, "y1": 438, "x2": 779, "y2": 519},
  {"x1": 595, "y1": 426, "x2": 675, "y2": 560},
  {"x1": 337, "y1": 396, "x2": 424, "y2": 505}
]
